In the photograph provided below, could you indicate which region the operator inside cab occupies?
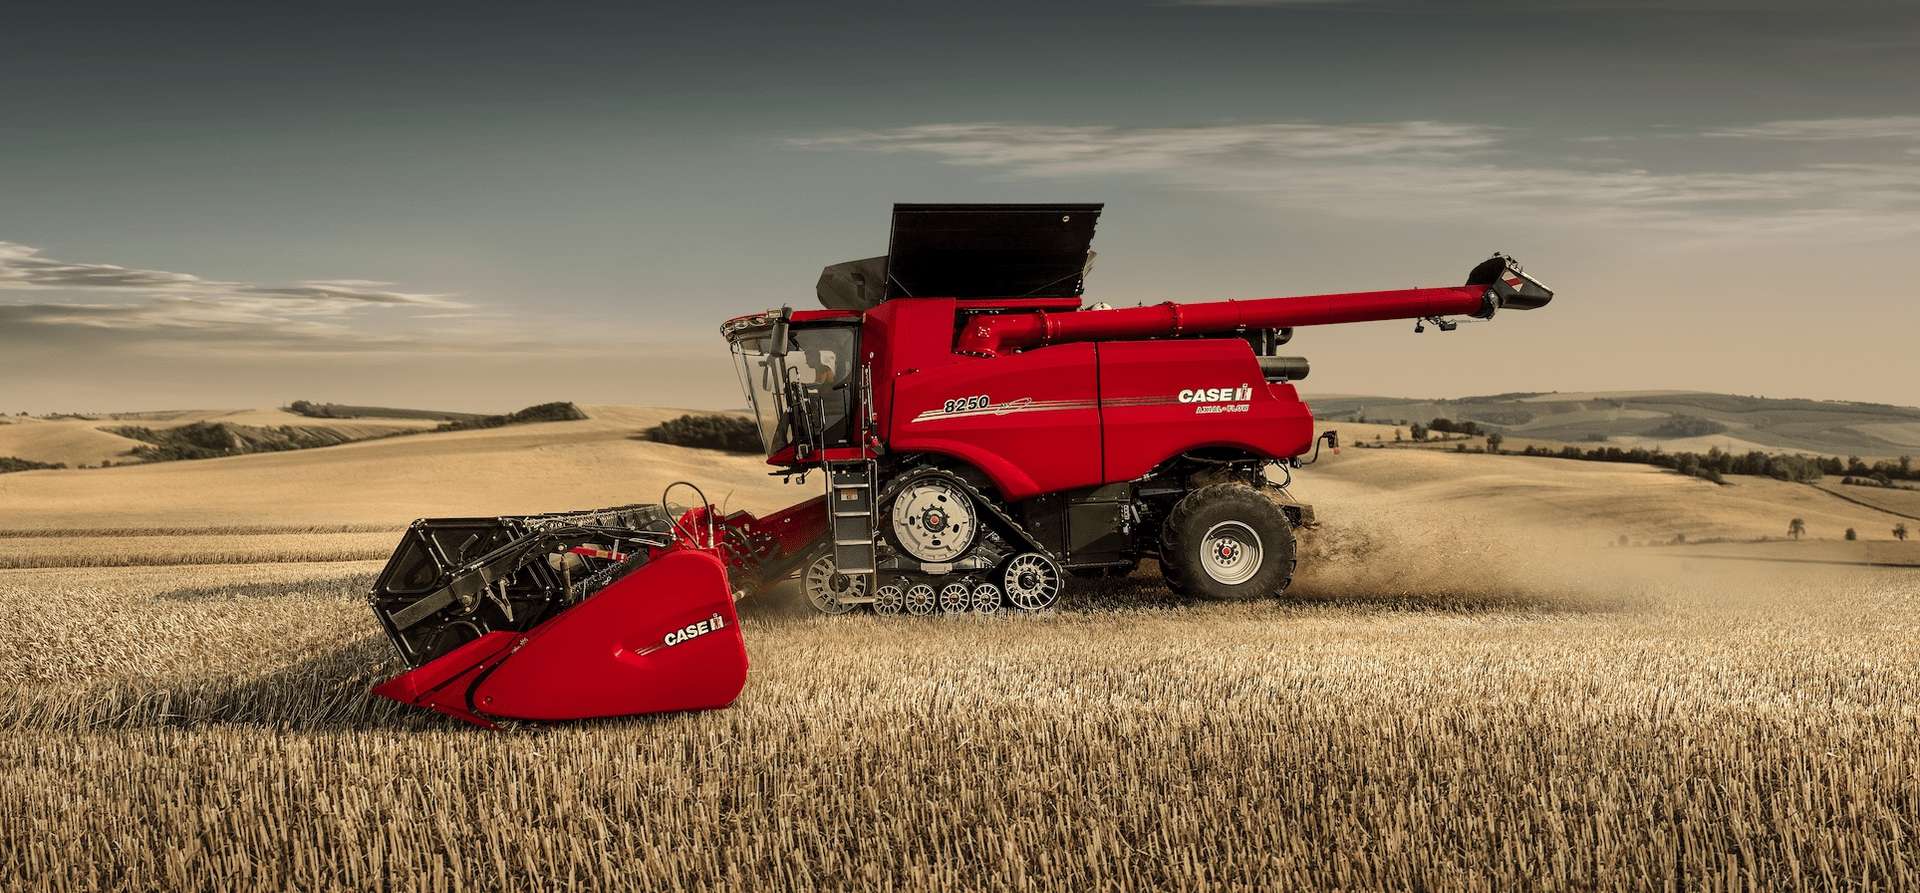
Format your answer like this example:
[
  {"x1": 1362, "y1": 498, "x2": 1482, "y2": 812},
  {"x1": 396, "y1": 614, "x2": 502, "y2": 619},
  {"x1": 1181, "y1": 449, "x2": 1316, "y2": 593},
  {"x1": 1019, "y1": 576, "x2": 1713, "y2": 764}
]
[{"x1": 789, "y1": 339, "x2": 854, "y2": 445}]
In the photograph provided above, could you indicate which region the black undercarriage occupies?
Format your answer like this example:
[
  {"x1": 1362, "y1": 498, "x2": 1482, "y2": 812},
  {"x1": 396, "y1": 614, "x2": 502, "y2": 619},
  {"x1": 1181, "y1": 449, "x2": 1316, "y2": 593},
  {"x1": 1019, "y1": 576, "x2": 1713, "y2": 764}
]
[{"x1": 801, "y1": 454, "x2": 1312, "y2": 615}]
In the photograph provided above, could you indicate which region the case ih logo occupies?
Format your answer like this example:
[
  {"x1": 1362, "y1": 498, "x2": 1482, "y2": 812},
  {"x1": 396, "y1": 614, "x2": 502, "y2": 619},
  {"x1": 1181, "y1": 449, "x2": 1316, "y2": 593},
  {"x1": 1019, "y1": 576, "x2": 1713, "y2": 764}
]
[
  {"x1": 1178, "y1": 384, "x2": 1253, "y2": 415},
  {"x1": 1177, "y1": 385, "x2": 1253, "y2": 404},
  {"x1": 663, "y1": 613, "x2": 726, "y2": 647}
]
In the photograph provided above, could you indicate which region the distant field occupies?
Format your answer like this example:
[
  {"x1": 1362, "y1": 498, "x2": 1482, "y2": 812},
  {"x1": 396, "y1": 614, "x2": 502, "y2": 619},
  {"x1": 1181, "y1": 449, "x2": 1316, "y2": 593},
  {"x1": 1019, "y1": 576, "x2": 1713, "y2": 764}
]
[
  {"x1": 1308, "y1": 447, "x2": 1909, "y2": 546},
  {"x1": 0, "y1": 531, "x2": 397, "y2": 569},
  {"x1": 0, "y1": 405, "x2": 790, "y2": 530},
  {"x1": 0, "y1": 403, "x2": 608, "y2": 469},
  {"x1": 1808, "y1": 480, "x2": 1920, "y2": 523},
  {"x1": 1, "y1": 405, "x2": 1915, "y2": 890},
  {"x1": 1654, "y1": 538, "x2": 1920, "y2": 567},
  {"x1": 1316, "y1": 390, "x2": 1920, "y2": 458},
  {"x1": 0, "y1": 409, "x2": 445, "y2": 468}
]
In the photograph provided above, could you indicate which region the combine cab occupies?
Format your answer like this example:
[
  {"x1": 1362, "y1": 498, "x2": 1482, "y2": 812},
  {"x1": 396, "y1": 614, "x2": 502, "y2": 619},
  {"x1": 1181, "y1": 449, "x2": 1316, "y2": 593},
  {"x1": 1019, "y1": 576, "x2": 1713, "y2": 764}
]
[{"x1": 371, "y1": 203, "x2": 1556, "y2": 726}]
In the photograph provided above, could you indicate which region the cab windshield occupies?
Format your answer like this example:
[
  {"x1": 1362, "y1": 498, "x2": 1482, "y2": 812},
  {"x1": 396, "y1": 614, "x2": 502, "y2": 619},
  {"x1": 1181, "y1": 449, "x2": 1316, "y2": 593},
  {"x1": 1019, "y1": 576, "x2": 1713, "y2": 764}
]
[{"x1": 729, "y1": 324, "x2": 857, "y2": 454}]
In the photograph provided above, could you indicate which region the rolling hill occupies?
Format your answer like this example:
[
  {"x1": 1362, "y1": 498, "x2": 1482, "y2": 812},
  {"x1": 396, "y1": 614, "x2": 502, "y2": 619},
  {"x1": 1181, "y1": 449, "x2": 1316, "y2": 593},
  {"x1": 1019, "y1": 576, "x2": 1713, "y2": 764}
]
[
  {"x1": 0, "y1": 409, "x2": 447, "y2": 468},
  {"x1": 0, "y1": 403, "x2": 592, "y2": 469},
  {"x1": 1311, "y1": 390, "x2": 1920, "y2": 458},
  {"x1": 2, "y1": 404, "x2": 1913, "y2": 568},
  {"x1": 0, "y1": 405, "x2": 788, "y2": 532}
]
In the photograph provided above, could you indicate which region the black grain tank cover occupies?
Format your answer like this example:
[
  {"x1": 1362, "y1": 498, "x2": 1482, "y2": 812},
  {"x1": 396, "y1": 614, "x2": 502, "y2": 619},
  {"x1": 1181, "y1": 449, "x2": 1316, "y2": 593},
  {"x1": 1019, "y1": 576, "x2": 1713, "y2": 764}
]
[
  {"x1": 890, "y1": 202, "x2": 1104, "y2": 299},
  {"x1": 815, "y1": 203, "x2": 1104, "y2": 310}
]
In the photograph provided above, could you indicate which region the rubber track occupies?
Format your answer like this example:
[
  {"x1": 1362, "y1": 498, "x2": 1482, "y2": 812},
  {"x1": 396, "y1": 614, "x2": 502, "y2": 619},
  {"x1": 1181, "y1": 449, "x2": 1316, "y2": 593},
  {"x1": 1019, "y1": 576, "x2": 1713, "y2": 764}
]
[{"x1": 876, "y1": 467, "x2": 1061, "y2": 566}]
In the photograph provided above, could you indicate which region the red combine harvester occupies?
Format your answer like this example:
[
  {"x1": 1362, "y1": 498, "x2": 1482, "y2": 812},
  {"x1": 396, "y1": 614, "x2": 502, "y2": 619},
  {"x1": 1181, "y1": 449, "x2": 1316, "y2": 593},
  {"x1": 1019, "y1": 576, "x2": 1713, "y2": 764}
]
[{"x1": 369, "y1": 204, "x2": 1555, "y2": 726}]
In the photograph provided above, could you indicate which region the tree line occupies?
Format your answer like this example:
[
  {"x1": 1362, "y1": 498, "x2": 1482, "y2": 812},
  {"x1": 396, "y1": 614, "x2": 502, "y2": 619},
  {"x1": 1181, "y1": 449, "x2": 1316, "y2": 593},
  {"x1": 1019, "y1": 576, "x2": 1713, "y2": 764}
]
[{"x1": 1511, "y1": 444, "x2": 1829, "y2": 484}]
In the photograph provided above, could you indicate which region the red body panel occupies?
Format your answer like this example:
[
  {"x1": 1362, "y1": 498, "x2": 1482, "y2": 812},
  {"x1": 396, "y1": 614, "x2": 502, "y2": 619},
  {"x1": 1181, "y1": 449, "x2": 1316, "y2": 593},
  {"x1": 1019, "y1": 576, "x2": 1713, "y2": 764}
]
[
  {"x1": 874, "y1": 336, "x2": 1314, "y2": 496},
  {"x1": 678, "y1": 496, "x2": 829, "y2": 573},
  {"x1": 372, "y1": 631, "x2": 520, "y2": 728},
  {"x1": 888, "y1": 343, "x2": 1105, "y2": 500},
  {"x1": 864, "y1": 298, "x2": 959, "y2": 450},
  {"x1": 474, "y1": 550, "x2": 747, "y2": 720},
  {"x1": 1096, "y1": 339, "x2": 1314, "y2": 481}
]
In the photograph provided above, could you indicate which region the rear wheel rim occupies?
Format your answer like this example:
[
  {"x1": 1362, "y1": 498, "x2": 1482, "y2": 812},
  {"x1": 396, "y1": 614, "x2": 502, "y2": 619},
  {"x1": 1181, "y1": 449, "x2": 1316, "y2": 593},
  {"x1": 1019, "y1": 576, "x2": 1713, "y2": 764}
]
[{"x1": 1199, "y1": 521, "x2": 1263, "y2": 586}]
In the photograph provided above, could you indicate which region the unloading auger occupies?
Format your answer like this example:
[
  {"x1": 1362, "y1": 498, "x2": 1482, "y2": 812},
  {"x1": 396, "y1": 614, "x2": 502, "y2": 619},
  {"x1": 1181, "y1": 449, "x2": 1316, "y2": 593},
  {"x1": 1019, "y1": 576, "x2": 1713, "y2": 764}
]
[{"x1": 369, "y1": 204, "x2": 1555, "y2": 726}]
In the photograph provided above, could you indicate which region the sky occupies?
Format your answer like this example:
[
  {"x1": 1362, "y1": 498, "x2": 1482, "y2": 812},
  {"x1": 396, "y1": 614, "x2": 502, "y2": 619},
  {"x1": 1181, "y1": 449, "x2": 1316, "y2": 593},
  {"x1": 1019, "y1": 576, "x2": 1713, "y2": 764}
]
[{"x1": 2, "y1": 0, "x2": 1916, "y2": 413}]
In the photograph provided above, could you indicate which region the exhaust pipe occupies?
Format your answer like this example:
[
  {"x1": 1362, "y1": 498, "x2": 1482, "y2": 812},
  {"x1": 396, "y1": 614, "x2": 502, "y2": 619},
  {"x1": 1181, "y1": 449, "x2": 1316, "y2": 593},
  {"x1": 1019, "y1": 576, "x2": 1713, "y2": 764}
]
[{"x1": 1256, "y1": 355, "x2": 1310, "y2": 383}]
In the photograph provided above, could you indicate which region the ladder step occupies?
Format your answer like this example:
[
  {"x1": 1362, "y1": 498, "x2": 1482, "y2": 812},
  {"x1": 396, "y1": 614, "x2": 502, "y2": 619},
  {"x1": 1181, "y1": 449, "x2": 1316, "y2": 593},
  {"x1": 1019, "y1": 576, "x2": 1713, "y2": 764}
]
[{"x1": 827, "y1": 460, "x2": 877, "y2": 584}]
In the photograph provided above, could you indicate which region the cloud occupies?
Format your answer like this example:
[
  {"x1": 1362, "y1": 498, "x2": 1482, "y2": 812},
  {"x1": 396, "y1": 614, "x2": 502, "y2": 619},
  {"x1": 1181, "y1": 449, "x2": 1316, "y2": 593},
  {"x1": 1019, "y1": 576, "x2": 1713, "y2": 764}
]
[
  {"x1": 1170, "y1": 0, "x2": 1888, "y2": 8},
  {"x1": 790, "y1": 121, "x2": 1497, "y2": 177},
  {"x1": 0, "y1": 244, "x2": 699, "y2": 372},
  {"x1": 1170, "y1": 0, "x2": 1354, "y2": 6},
  {"x1": 0, "y1": 241, "x2": 582, "y2": 377},
  {"x1": 1704, "y1": 115, "x2": 1920, "y2": 142},
  {"x1": 0, "y1": 240, "x2": 483, "y2": 359},
  {"x1": 791, "y1": 119, "x2": 1920, "y2": 237},
  {"x1": 0, "y1": 242, "x2": 459, "y2": 310},
  {"x1": 0, "y1": 300, "x2": 633, "y2": 364}
]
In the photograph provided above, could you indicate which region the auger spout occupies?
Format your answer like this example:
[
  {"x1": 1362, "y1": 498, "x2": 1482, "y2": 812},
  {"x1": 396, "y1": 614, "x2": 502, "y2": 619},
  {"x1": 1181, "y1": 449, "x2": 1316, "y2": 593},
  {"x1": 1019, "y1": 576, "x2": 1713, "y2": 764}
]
[{"x1": 955, "y1": 253, "x2": 1552, "y2": 358}]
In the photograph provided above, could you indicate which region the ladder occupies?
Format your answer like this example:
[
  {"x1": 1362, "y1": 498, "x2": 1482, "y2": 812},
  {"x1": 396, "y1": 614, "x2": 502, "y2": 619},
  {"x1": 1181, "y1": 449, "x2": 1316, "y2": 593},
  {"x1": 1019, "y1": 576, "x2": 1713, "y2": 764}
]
[{"x1": 826, "y1": 460, "x2": 878, "y2": 585}]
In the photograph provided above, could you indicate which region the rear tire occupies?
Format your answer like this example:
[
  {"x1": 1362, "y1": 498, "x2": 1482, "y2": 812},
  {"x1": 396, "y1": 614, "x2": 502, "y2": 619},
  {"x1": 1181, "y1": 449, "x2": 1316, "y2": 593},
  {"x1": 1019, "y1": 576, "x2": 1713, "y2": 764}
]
[{"x1": 1159, "y1": 483, "x2": 1296, "y2": 601}]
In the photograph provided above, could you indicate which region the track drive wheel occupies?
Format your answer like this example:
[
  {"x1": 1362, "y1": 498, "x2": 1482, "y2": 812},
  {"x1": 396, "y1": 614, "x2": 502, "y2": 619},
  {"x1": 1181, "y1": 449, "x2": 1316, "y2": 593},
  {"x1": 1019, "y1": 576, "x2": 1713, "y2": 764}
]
[
  {"x1": 1159, "y1": 483, "x2": 1296, "y2": 601},
  {"x1": 1001, "y1": 553, "x2": 1062, "y2": 612}
]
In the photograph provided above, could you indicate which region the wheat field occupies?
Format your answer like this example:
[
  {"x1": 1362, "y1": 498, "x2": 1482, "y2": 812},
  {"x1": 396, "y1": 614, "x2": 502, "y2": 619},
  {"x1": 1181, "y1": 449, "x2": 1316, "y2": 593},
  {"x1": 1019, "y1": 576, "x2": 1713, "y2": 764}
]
[{"x1": 2, "y1": 410, "x2": 1916, "y2": 890}]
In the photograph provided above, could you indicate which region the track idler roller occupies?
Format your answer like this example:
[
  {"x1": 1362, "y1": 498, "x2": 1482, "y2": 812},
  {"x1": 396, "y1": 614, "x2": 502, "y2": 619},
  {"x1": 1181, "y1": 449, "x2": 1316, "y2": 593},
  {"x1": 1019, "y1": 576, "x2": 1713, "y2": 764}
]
[
  {"x1": 904, "y1": 583, "x2": 937, "y2": 616},
  {"x1": 873, "y1": 584, "x2": 904, "y2": 615},
  {"x1": 939, "y1": 582, "x2": 972, "y2": 614},
  {"x1": 971, "y1": 583, "x2": 1002, "y2": 615}
]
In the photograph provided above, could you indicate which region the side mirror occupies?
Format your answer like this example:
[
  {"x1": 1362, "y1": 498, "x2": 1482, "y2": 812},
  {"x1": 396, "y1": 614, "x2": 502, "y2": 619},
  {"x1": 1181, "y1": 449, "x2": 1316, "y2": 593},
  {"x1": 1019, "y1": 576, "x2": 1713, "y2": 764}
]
[{"x1": 767, "y1": 307, "x2": 792, "y2": 358}]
